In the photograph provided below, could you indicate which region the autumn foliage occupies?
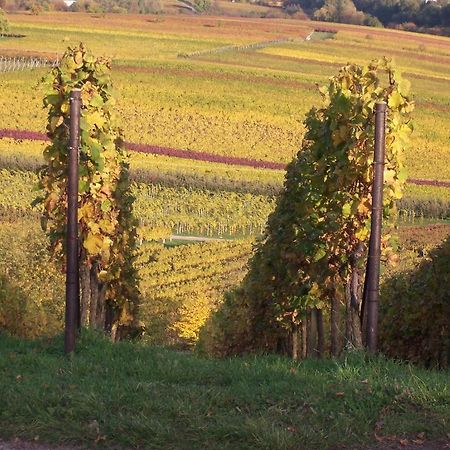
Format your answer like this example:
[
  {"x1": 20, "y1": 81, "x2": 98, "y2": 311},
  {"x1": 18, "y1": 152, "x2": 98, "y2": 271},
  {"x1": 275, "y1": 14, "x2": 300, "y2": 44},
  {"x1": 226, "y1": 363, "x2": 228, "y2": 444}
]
[
  {"x1": 200, "y1": 58, "x2": 414, "y2": 357},
  {"x1": 37, "y1": 43, "x2": 139, "y2": 337}
]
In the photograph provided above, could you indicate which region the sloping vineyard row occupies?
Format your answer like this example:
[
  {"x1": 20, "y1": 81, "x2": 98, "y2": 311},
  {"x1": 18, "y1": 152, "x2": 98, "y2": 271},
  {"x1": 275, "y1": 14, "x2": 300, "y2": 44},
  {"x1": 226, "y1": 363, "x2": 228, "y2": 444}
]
[
  {"x1": 137, "y1": 240, "x2": 251, "y2": 276},
  {"x1": 0, "y1": 167, "x2": 449, "y2": 239},
  {"x1": 1, "y1": 133, "x2": 449, "y2": 189},
  {"x1": 1, "y1": 52, "x2": 449, "y2": 180},
  {"x1": 0, "y1": 138, "x2": 283, "y2": 196},
  {"x1": 0, "y1": 169, "x2": 276, "y2": 237},
  {"x1": 137, "y1": 240, "x2": 252, "y2": 345},
  {"x1": 0, "y1": 219, "x2": 251, "y2": 343},
  {"x1": 141, "y1": 255, "x2": 248, "y2": 289},
  {"x1": 133, "y1": 183, "x2": 274, "y2": 236}
]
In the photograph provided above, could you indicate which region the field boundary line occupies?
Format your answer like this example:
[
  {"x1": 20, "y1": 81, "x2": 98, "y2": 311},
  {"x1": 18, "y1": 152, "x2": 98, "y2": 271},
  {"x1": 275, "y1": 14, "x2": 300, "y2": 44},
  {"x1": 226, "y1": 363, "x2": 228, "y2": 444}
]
[
  {"x1": 178, "y1": 37, "x2": 294, "y2": 59},
  {"x1": 1, "y1": 128, "x2": 449, "y2": 188}
]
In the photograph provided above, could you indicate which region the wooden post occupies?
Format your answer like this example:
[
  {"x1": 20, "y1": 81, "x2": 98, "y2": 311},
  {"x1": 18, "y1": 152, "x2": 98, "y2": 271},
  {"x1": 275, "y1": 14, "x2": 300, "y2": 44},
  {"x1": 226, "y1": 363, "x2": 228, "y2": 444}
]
[
  {"x1": 64, "y1": 89, "x2": 81, "y2": 355},
  {"x1": 365, "y1": 102, "x2": 387, "y2": 354}
]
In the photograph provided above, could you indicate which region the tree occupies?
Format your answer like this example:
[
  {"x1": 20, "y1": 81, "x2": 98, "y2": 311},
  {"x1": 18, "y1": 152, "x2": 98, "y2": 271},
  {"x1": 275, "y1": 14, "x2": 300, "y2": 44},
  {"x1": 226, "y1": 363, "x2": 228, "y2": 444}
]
[
  {"x1": 38, "y1": 43, "x2": 140, "y2": 339},
  {"x1": 0, "y1": 8, "x2": 9, "y2": 35},
  {"x1": 200, "y1": 59, "x2": 414, "y2": 358},
  {"x1": 313, "y1": 0, "x2": 366, "y2": 24}
]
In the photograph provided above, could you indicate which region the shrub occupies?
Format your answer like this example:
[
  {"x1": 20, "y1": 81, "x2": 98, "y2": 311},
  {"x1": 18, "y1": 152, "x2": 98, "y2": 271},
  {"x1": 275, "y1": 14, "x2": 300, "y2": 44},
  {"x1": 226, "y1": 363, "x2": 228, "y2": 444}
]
[
  {"x1": 379, "y1": 236, "x2": 450, "y2": 369},
  {"x1": 0, "y1": 7, "x2": 9, "y2": 34},
  {"x1": 0, "y1": 221, "x2": 64, "y2": 338}
]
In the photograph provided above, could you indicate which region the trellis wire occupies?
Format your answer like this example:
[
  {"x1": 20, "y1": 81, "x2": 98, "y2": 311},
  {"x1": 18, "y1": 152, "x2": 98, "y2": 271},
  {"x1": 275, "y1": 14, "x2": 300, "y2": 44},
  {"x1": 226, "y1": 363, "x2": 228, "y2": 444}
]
[
  {"x1": 178, "y1": 37, "x2": 293, "y2": 59},
  {"x1": 0, "y1": 55, "x2": 59, "y2": 73}
]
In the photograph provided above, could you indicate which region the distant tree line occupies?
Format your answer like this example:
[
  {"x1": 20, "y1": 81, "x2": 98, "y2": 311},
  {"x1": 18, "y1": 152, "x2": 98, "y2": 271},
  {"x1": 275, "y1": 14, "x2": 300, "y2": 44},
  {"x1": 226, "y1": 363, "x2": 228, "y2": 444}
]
[
  {"x1": 0, "y1": 0, "x2": 212, "y2": 14},
  {"x1": 284, "y1": 0, "x2": 450, "y2": 34},
  {"x1": 1, "y1": 0, "x2": 448, "y2": 35}
]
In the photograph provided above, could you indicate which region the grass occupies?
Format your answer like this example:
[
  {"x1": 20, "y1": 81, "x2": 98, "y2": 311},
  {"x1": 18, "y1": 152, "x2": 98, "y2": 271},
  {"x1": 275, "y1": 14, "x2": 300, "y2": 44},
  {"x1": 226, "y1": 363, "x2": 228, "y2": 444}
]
[{"x1": 0, "y1": 331, "x2": 449, "y2": 450}]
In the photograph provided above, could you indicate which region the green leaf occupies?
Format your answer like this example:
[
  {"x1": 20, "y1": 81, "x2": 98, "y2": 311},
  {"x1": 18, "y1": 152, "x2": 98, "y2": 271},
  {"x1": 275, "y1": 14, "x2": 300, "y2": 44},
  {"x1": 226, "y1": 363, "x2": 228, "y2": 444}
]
[
  {"x1": 101, "y1": 199, "x2": 112, "y2": 212},
  {"x1": 86, "y1": 111, "x2": 105, "y2": 128},
  {"x1": 90, "y1": 141, "x2": 101, "y2": 163},
  {"x1": 44, "y1": 94, "x2": 61, "y2": 107},
  {"x1": 79, "y1": 179, "x2": 89, "y2": 193},
  {"x1": 80, "y1": 116, "x2": 91, "y2": 131},
  {"x1": 90, "y1": 94, "x2": 104, "y2": 108},
  {"x1": 342, "y1": 203, "x2": 352, "y2": 217},
  {"x1": 313, "y1": 246, "x2": 327, "y2": 262}
]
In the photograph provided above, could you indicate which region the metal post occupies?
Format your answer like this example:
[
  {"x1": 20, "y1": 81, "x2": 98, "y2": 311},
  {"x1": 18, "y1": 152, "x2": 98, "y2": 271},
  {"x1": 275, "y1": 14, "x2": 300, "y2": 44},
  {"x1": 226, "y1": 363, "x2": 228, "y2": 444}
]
[
  {"x1": 366, "y1": 102, "x2": 387, "y2": 354},
  {"x1": 65, "y1": 89, "x2": 81, "y2": 355}
]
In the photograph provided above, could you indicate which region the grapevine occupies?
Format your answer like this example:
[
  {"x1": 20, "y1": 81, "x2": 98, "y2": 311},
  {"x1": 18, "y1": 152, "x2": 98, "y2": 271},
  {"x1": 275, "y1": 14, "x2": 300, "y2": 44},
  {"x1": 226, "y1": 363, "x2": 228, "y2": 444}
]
[
  {"x1": 203, "y1": 58, "x2": 415, "y2": 357},
  {"x1": 37, "y1": 43, "x2": 139, "y2": 337}
]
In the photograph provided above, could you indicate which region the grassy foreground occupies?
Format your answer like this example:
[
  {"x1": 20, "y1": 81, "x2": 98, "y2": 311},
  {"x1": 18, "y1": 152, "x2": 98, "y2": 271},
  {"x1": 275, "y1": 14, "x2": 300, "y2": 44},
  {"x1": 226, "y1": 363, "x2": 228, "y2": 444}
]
[{"x1": 0, "y1": 332, "x2": 448, "y2": 449}]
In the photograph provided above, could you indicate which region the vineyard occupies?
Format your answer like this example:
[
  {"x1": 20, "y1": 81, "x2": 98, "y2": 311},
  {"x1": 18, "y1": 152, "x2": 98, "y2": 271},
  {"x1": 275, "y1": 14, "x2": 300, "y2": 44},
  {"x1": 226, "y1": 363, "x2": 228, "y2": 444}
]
[
  {"x1": 0, "y1": 12, "x2": 449, "y2": 340},
  {"x1": 0, "y1": 10, "x2": 449, "y2": 450}
]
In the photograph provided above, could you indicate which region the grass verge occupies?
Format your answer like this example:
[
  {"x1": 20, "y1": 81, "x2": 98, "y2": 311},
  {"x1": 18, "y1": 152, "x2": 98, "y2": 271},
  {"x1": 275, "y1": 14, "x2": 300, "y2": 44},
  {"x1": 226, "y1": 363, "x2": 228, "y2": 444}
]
[{"x1": 0, "y1": 331, "x2": 448, "y2": 450}]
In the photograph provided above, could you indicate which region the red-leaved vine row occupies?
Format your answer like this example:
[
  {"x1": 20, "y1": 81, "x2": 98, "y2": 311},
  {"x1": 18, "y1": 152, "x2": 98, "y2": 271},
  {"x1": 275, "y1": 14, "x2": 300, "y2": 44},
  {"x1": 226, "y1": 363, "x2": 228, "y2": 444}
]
[{"x1": 1, "y1": 128, "x2": 449, "y2": 188}]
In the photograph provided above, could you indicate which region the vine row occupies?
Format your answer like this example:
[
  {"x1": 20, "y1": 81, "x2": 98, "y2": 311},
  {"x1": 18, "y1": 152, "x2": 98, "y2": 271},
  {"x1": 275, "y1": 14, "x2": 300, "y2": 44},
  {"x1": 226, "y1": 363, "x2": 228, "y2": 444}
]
[{"x1": 1, "y1": 128, "x2": 448, "y2": 188}]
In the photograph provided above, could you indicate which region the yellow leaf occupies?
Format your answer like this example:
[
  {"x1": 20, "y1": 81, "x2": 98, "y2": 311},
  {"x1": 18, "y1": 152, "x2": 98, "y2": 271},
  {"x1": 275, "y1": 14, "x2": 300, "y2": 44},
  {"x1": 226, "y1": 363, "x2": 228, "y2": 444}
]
[
  {"x1": 99, "y1": 219, "x2": 115, "y2": 233},
  {"x1": 83, "y1": 233, "x2": 103, "y2": 255},
  {"x1": 98, "y1": 270, "x2": 109, "y2": 282},
  {"x1": 74, "y1": 51, "x2": 83, "y2": 66},
  {"x1": 355, "y1": 227, "x2": 369, "y2": 241},
  {"x1": 50, "y1": 115, "x2": 63, "y2": 132},
  {"x1": 78, "y1": 202, "x2": 94, "y2": 220},
  {"x1": 357, "y1": 200, "x2": 370, "y2": 215},
  {"x1": 89, "y1": 223, "x2": 100, "y2": 235},
  {"x1": 384, "y1": 169, "x2": 396, "y2": 184},
  {"x1": 388, "y1": 91, "x2": 403, "y2": 109}
]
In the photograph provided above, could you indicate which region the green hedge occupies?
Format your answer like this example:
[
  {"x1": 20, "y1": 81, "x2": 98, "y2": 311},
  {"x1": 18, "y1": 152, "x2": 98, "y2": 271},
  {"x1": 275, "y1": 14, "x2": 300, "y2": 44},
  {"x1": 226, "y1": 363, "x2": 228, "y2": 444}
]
[{"x1": 379, "y1": 236, "x2": 450, "y2": 368}]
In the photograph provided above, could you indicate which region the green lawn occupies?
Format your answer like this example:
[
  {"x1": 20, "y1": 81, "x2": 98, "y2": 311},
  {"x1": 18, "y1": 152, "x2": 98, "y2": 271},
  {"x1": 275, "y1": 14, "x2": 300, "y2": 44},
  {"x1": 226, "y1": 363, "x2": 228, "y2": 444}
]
[{"x1": 0, "y1": 332, "x2": 448, "y2": 449}]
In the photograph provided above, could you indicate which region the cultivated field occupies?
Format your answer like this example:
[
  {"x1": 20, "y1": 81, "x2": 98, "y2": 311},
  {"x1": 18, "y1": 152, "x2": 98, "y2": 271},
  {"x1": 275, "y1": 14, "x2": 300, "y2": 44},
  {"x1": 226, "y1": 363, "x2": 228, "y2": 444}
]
[
  {"x1": 0, "y1": 13, "x2": 449, "y2": 178},
  {"x1": 0, "y1": 12, "x2": 449, "y2": 449},
  {"x1": 0, "y1": 12, "x2": 449, "y2": 341}
]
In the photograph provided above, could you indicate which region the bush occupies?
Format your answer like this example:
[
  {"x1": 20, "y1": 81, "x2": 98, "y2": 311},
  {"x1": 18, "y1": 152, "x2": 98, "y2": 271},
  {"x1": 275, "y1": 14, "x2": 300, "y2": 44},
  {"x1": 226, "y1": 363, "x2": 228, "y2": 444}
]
[
  {"x1": 379, "y1": 236, "x2": 450, "y2": 369},
  {"x1": 0, "y1": 221, "x2": 64, "y2": 338},
  {"x1": 0, "y1": 7, "x2": 9, "y2": 34},
  {"x1": 363, "y1": 14, "x2": 383, "y2": 27}
]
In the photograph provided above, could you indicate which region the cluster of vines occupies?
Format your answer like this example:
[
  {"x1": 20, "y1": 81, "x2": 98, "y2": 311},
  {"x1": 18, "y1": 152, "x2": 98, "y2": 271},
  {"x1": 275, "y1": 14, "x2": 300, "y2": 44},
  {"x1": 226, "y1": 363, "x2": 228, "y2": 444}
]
[
  {"x1": 37, "y1": 43, "x2": 139, "y2": 338},
  {"x1": 137, "y1": 239, "x2": 251, "y2": 346},
  {"x1": 202, "y1": 58, "x2": 415, "y2": 358}
]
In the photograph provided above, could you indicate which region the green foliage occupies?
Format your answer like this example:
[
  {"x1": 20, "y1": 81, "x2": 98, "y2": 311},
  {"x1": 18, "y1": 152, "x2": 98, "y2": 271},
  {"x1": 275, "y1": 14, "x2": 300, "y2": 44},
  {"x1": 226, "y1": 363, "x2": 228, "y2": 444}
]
[
  {"x1": 0, "y1": 221, "x2": 64, "y2": 338},
  {"x1": 0, "y1": 7, "x2": 9, "y2": 34},
  {"x1": 313, "y1": 0, "x2": 367, "y2": 25},
  {"x1": 38, "y1": 43, "x2": 139, "y2": 331},
  {"x1": 286, "y1": 0, "x2": 450, "y2": 31},
  {"x1": 379, "y1": 236, "x2": 450, "y2": 369},
  {"x1": 201, "y1": 59, "x2": 414, "y2": 356}
]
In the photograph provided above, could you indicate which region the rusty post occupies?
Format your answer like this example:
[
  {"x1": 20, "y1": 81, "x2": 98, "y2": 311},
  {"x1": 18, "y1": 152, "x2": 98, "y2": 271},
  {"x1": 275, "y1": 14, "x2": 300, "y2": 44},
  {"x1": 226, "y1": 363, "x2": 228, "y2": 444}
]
[
  {"x1": 365, "y1": 102, "x2": 387, "y2": 354},
  {"x1": 65, "y1": 89, "x2": 81, "y2": 355}
]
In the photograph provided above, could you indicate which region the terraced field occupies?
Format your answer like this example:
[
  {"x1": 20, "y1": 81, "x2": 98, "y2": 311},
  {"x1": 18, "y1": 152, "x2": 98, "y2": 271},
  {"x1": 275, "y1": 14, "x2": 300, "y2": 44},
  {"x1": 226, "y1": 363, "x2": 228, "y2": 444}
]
[
  {"x1": 0, "y1": 13, "x2": 449, "y2": 181},
  {"x1": 0, "y1": 12, "x2": 449, "y2": 344}
]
